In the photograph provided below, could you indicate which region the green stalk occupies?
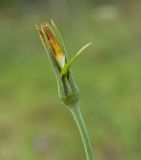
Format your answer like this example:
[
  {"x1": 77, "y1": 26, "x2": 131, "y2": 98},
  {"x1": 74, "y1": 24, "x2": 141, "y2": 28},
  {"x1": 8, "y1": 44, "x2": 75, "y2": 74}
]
[{"x1": 69, "y1": 102, "x2": 94, "y2": 160}]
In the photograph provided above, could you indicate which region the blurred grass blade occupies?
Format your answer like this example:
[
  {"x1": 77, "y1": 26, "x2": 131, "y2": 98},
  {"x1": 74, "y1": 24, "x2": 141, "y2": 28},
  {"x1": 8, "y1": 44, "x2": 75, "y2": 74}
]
[
  {"x1": 51, "y1": 19, "x2": 67, "y2": 55},
  {"x1": 61, "y1": 42, "x2": 93, "y2": 76}
]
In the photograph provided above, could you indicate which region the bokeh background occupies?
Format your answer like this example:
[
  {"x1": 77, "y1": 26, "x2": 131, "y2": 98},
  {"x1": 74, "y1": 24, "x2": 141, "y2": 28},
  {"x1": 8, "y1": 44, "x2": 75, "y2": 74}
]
[{"x1": 0, "y1": 0, "x2": 141, "y2": 160}]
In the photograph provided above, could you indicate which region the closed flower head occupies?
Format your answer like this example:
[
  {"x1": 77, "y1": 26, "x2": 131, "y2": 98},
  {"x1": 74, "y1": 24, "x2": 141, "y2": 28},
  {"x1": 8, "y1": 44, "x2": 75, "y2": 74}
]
[
  {"x1": 36, "y1": 22, "x2": 65, "y2": 69},
  {"x1": 36, "y1": 20, "x2": 92, "y2": 105}
]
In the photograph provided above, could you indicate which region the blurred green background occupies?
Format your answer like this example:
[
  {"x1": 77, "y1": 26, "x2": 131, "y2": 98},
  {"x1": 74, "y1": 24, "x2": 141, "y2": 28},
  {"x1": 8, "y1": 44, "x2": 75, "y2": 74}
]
[{"x1": 0, "y1": 0, "x2": 141, "y2": 160}]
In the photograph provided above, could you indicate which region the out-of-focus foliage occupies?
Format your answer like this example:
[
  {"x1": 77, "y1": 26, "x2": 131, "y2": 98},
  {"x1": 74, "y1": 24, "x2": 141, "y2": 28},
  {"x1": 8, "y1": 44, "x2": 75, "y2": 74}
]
[{"x1": 0, "y1": 0, "x2": 141, "y2": 160}]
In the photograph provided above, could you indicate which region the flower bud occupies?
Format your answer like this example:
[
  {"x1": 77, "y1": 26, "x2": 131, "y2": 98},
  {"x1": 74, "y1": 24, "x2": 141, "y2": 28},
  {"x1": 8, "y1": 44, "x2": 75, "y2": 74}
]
[{"x1": 36, "y1": 21, "x2": 79, "y2": 106}]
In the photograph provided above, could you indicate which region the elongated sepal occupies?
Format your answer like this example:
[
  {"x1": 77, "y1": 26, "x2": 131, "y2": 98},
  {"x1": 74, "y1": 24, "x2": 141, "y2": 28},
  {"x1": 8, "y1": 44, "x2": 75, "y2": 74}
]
[{"x1": 61, "y1": 42, "x2": 93, "y2": 76}]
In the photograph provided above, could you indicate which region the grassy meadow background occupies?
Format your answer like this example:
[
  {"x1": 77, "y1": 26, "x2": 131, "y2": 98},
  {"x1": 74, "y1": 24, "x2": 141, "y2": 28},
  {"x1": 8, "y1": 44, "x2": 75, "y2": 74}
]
[{"x1": 0, "y1": 0, "x2": 141, "y2": 160}]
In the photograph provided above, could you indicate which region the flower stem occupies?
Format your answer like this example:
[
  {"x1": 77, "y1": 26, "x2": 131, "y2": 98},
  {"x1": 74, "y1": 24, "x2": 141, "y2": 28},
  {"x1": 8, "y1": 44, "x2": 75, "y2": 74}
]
[{"x1": 68, "y1": 102, "x2": 94, "y2": 160}]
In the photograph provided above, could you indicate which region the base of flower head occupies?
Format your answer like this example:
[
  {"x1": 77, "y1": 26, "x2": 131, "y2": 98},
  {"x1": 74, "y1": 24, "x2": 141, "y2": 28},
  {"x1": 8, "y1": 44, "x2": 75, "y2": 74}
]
[{"x1": 60, "y1": 91, "x2": 79, "y2": 106}]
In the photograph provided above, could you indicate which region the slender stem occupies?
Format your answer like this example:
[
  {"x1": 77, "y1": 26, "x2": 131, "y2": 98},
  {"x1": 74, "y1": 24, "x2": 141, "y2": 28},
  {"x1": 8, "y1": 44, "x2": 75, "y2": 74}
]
[{"x1": 69, "y1": 102, "x2": 94, "y2": 160}]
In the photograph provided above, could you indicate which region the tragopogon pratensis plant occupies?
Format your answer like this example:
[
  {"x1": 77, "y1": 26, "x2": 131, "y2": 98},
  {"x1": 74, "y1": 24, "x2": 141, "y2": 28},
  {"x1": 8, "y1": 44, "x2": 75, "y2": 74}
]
[{"x1": 36, "y1": 20, "x2": 94, "y2": 160}]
